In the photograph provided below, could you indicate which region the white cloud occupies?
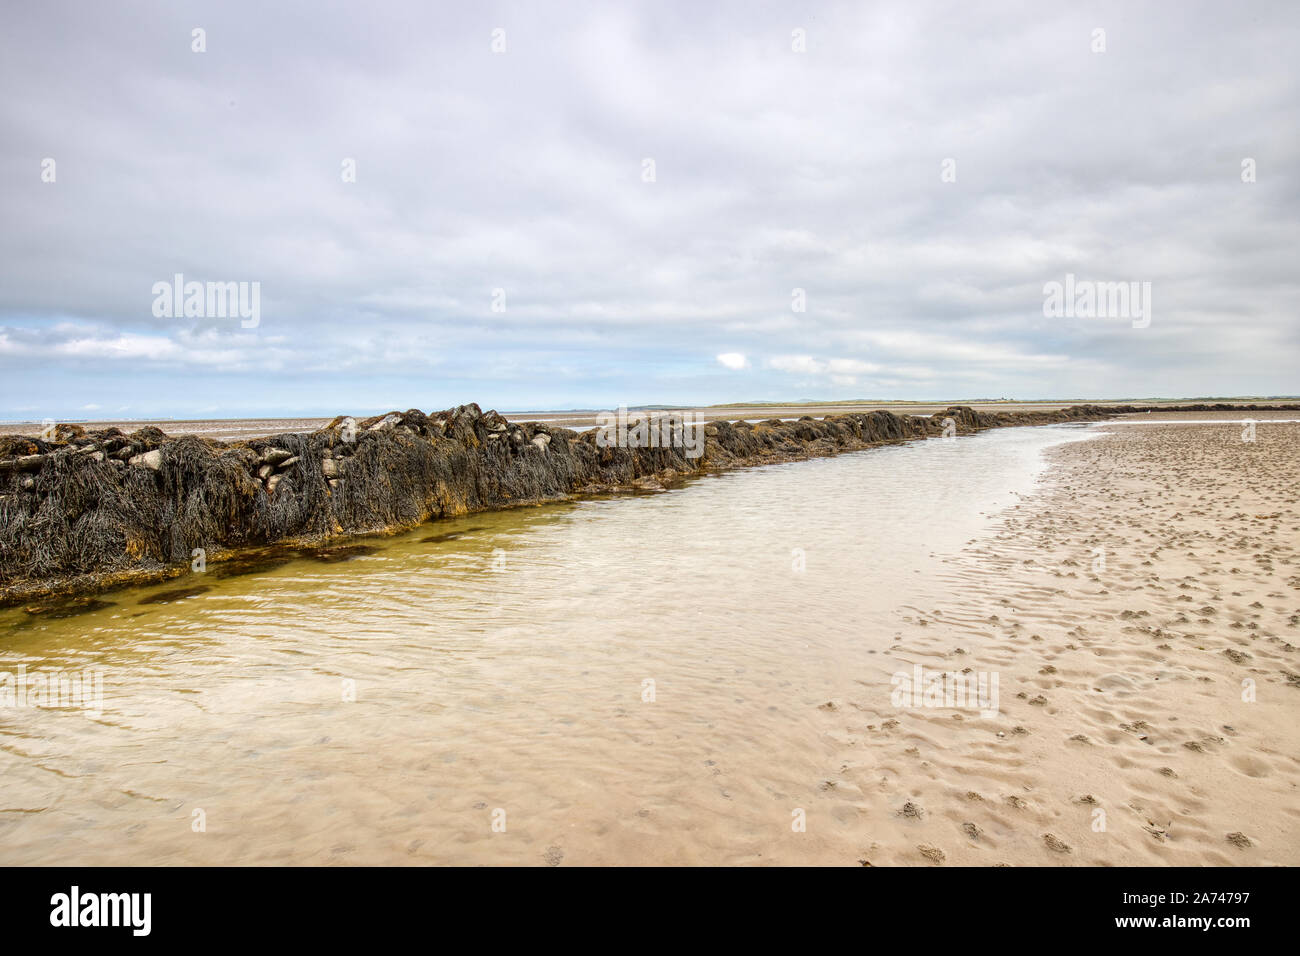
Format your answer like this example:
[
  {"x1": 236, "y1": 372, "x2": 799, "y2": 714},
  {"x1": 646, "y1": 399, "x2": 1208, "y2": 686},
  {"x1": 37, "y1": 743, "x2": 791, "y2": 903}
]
[{"x1": 716, "y1": 352, "x2": 749, "y2": 370}]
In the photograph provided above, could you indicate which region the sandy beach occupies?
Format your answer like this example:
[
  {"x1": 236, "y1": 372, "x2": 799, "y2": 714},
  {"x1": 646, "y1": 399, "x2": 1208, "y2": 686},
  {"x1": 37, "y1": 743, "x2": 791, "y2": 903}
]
[
  {"x1": 2, "y1": 411, "x2": 1294, "y2": 867},
  {"x1": 821, "y1": 411, "x2": 1299, "y2": 865}
]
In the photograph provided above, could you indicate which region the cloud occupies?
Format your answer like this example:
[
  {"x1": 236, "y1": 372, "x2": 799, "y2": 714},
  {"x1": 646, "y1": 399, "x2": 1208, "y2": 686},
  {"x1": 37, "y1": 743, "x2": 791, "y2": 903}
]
[
  {"x1": 716, "y1": 352, "x2": 749, "y2": 370},
  {"x1": 769, "y1": 355, "x2": 827, "y2": 376},
  {"x1": 1, "y1": 0, "x2": 1296, "y2": 418}
]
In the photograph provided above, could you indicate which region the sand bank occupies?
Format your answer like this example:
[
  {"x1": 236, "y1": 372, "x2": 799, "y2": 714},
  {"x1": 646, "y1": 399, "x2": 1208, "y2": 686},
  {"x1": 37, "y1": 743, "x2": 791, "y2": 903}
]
[{"x1": 818, "y1": 412, "x2": 1299, "y2": 865}]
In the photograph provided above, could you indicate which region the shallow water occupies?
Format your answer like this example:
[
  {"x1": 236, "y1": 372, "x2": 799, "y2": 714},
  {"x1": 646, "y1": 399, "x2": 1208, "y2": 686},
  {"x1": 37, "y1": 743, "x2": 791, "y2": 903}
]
[{"x1": 0, "y1": 425, "x2": 1094, "y2": 865}]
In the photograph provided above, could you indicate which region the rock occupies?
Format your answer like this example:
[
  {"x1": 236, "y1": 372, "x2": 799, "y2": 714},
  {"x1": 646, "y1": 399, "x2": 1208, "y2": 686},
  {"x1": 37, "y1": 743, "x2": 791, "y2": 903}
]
[
  {"x1": 322, "y1": 459, "x2": 339, "y2": 478},
  {"x1": 531, "y1": 435, "x2": 550, "y2": 451},
  {"x1": 257, "y1": 464, "x2": 275, "y2": 480},
  {"x1": 277, "y1": 456, "x2": 300, "y2": 470},
  {"x1": 368, "y1": 413, "x2": 403, "y2": 432},
  {"x1": 16, "y1": 454, "x2": 46, "y2": 472},
  {"x1": 328, "y1": 479, "x2": 341, "y2": 491},
  {"x1": 266, "y1": 474, "x2": 283, "y2": 494},
  {"x1": 129, "y1": 449, "x2": 163, "y2": 471},
  {"x1": 21, "y1": 477, "x2": 35, "y2": 490},
  {"x1": 259, "y1": 447, "x2": 293, "y2": 466}
]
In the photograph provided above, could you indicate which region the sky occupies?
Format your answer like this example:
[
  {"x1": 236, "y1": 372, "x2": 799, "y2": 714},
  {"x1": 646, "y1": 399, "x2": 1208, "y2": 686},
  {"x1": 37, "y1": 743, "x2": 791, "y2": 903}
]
[{"x1": 1, "y1": 0, "x2": 1297, "y2": 420}]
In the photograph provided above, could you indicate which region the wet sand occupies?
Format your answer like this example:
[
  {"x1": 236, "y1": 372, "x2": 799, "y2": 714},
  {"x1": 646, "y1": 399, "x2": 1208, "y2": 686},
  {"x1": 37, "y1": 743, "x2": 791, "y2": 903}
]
[{"x1": 823, "y1": 410, "x2": 1299, "y2": 865}]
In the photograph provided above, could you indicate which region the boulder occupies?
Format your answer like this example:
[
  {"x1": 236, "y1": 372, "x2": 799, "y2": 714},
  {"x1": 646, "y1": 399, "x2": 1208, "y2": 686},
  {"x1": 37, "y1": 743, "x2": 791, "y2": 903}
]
[{"x1": 129, "y1": 449, "x2": 164, "y2": 471}]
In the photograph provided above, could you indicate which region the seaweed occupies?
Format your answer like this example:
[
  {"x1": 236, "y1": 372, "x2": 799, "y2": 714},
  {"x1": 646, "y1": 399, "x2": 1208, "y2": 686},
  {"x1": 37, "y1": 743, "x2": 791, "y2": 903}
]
[{"x1": 2, "y1": 400, "x2": 1293, "y2": 603}]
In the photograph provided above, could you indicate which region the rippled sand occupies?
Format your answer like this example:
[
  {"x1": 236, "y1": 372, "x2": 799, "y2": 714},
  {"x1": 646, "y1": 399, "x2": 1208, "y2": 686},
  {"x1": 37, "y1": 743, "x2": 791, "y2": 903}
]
[{"x1": 823, "y1": 411, "x2": 1299, "y2": 865}]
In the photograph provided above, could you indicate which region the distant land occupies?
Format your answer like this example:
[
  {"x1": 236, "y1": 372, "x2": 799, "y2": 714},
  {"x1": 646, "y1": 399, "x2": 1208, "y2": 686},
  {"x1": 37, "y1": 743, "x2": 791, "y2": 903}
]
[{"x1": 3, "y1": 396, "x2": 1298, "y2": 443}]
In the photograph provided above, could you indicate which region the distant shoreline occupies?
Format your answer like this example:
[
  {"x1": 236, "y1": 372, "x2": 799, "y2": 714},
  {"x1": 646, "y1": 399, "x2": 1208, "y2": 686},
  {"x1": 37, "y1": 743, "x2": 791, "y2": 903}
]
[{"x1": 6, "y1": 397, "x2": 1300, "y2": 443}]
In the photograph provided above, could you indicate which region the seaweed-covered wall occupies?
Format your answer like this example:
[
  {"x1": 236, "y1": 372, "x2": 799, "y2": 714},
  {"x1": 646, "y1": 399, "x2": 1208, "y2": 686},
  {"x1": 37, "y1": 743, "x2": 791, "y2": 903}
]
[{"x1": 0, "y1": 401, "x2": 1293, "y2": 603}]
